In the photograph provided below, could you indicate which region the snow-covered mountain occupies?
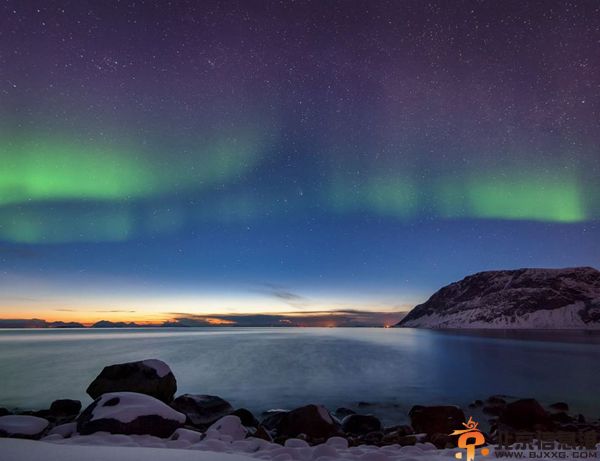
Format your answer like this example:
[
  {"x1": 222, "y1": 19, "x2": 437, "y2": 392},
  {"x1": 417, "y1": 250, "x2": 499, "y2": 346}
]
[{"x1": 397, "y1": 267, "x2": 600, "y2": 329}]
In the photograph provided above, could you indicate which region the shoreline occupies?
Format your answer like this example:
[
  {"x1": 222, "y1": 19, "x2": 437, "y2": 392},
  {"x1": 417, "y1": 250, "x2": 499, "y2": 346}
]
[{"x1": 1, "y1": 358, "x2": 599, "y2": 460}]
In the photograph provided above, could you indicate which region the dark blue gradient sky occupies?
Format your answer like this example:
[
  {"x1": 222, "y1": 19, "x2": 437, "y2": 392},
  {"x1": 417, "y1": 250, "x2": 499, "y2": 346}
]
[{"x1": 1, "y1": 1, "x2": 599, "y2": 324}]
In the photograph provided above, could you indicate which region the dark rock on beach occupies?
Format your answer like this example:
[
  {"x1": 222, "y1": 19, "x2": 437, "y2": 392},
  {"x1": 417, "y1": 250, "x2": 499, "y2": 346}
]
[
  {"x1": 261, "y1": 410, "x2": 289, "y2": 430},
  {"x1": 77, "y1": 392, "x2": 185, "y2": 438},
  {"x1": 549, "y1": 402, "x2": 569, "y2": 413},
  {"x1": 341, "y1": 414, "x2": 382, "y2": 435},
  {"x1": 273, "y1": 404, "x2": 339, "y2": 441},
  {"x1": 231, "y1": 408, "x2": 259, "y2": 428},
  {"x1": 170, "y1": 394, "x2": 233, "y2": 428},
  {"x1": 334, "y1": 407, "x2": 356, "y2": 419},
  {"x1": 49, "y1": 399, "x2": 81, "y2": 419},
  {"x1": 87, "y1": 359, "x2": 177, "y2": 403},
  {"x1": 468, "y1": 399, "x2": 484, "y2": 408},
  {"x1": 252, "y1": 425, "x2": 274, "y2": 442},
  {"x1": 409, "y1": 405, "x2": 466, "y2": 436},
  {"x1": 429, "y1": 432, "x2": 455, "y2": 449},
  {"x1": 380, "y1": 426, "x2": 416, "y2": 446},
  {"x1": 498, "y1": 398, "x2": 554, "y2": 431}
]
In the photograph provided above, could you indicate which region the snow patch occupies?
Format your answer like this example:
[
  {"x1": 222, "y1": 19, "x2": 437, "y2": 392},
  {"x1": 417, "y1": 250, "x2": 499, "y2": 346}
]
[
  {"x1": 142, "y1": 359, "x2": 172, "y2": 378},
  {"x1": 402, "y1": 303, "x2": 600, "y2": 329},
  {"x1": 0, "y1": 415, "x2": 49, "y2": 436},
  {"x1": 91, "y1": 392, "x2": 186, "y2": 424},
  {"x1": 2, "y1": 434, "x2": 594, "y2": 461},
  {"x1": 46, "y1": 422, "x2": 77, "y2": 438}
]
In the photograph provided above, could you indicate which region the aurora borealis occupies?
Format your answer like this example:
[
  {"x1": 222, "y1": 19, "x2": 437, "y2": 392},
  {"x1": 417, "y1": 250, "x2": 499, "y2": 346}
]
[{"x1": 1, "y1": 1, "x2": 599, "y2": 325}]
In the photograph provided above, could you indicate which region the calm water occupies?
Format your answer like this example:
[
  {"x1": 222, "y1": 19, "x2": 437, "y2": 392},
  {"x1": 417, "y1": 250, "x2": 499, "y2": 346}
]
[{"x1": 1, "y1": 327, "x2": 599, "y2": 424}]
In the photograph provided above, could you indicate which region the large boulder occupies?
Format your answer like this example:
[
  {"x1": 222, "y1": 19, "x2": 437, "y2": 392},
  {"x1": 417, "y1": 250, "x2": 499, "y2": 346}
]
[
  {"x1": 170, "y1": 394, "x2": 233, "y2": 428},
  {"x1": 341, "y1": 414, "x2": 382, "y2": 435},
  {"x1": 77, "y1": 392, "x2": 185, "y2": 438},
  {"x1": 87, "y1": 359, "x2": 177, "y2": 403},
  {"x1": 0, "y1": 415, "x2": 49, "y2": 439},
  {"x1": 409, "y1": 405, "x2": 465, "y2": 435},
  {"x1": 274, "y1": 404, "x2": 338, "y2": 440},
  {"x1": 498, "y1": 398, "x2": 554, "y2": 431}
]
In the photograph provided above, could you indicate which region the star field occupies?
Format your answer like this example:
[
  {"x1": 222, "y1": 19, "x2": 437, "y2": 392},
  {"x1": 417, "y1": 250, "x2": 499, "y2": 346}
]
[{"x1": 0, "y1": 1, "x2": 599, "y2": 323}]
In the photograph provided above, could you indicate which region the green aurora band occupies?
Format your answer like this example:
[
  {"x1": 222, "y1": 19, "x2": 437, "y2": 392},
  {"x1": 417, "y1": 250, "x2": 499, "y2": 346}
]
[{"x1": 0, "y1": 133, "x2": 596, "y2": 243}]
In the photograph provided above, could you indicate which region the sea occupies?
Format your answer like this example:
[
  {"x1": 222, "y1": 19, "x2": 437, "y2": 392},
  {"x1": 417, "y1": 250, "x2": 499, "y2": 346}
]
[{"x1": 1, "y1": 327, "x2": 599, "y2": 425}]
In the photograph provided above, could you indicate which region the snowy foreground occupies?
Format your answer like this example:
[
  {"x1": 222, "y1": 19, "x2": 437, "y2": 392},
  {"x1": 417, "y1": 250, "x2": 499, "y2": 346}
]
[
  {"x1": 1, "y1": 435, "x2": 573, "y2": 461},
  {"x1": 0, "y1": 437, "x2": 481, "y2": 461}
]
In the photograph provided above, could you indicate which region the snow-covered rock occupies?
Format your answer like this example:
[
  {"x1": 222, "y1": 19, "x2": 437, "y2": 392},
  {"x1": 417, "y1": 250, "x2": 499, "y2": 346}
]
[
  {"x1": 0, "y1": 415, "x2": 49, "y2": 439},
  {"x1": 87, "y1": 359, "x2": 177, "y2": 403},
  {"x1": 398, "y1": 267, "x2": 600, "y2": 329},
  {"x1": 170, "y1": 394, "x2": 233, "y2": 428},
  {"x1": 170, "y1": 428, "x2": 204, "y2": 444},
  {"x1": 207, "y1": 415, "x2": 247, "y2": 442},
  {"x1": 77, "y1": 392, "x2": 185, "y2": 438},
  {"x1": 45, "y1": 422, "x2": 77, "y2": 438}
]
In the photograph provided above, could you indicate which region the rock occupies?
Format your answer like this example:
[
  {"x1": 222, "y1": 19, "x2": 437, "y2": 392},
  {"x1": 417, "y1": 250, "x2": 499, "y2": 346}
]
[
  {"x1": 170, "y1": 427, "x2": 204, "y2": 444},
  {"x1": 341, "y1": 414, "x2": 382, "y2": 435},
  {"x1": 252, "y1": 425, "x2": 273, "y2": 442},
  {"x1": 429, "y1": 432, "x2": 455, "y2": 449},
  {"x1": 261, "y1": 410, "x2": 289, "y2": 430},
  {"x1": 551, "y1": 412, "x2": 574, "y2": 424},
  {"x1": 284, "y1": 438, "x2": 310, "y2": 448},
  {"x1": 409, "y1": 405, "x2": 465, "y2": 435},
  {"x1": 549, "y1": 402, "x2": 569, "y2": 412},
  {"x1": 0, "y1": 415, "x2": 49, "y2": 439},
  {"x1": 206, "y1": 415, "x2": 247, "y2": 441},
  {"x1": 170, "y1": 394, "x2": 233, "y2": 428},
  {"x1": 77, "y1": 391, "x2": 185, "y2": 437},
  {"x1": 335, "y1": 407, "x2": 356, "y2": 419},
  {"x1": 468, "y1": 399, "x2": 484, "y2": 408},
  {"x1": 49, "y1": 399, "x2": 81, "y2": 419},
  {"x1": 231, "y1": 408, "x2": 259, "y2": 428},
  {"x1": 384, "y1": 424, "x2": 413, "y2": 435},
  {"x1": 46, "y1": 422, "x2": 77, "y2": 438},
  {"x1": 380, "y1": 426, "x2": 416, "y2": 446},
  {"x1": 312, "y1": 444, "x2": 338, "y2": 459},
  {"x1": 358, "y1": 401, "x2": 375, "y2": 407},
  {"x1": 487, "y1": 396, "x2": 507, "y2": 405},
  {"x1": 19, "y1": 409, "x2": 50, "y2": 419},
  {"x1": 483, "y1": 405, "x2": 505, "y2": 416},
  {"x1": 360, "y1": 430, "x2": 383, "y2": 445},
  {"x1": 274, "y1": 404, "x2": 338, "y2": 440},
  {"x1": 398, "y1": 435, "x2": 418, "y2": 446},
  {"x1": 87, "y1": 359, "x2": 177, "y2": 403},
  {"x1": 326, "y1": 436, "x2": 349, "y2": 449},
  {"x1": 498, "y1": 398, "x2": 554, "y2": 431}
]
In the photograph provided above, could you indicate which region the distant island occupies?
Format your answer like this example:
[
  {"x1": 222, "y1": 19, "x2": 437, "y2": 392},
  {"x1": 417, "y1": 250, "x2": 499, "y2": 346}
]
[
  {"x1": 0, "y1": 319, "x2": 142, "y2": 329},
  {"x1": 397, "y1": 266, "x2": 600, "y2": 329}
]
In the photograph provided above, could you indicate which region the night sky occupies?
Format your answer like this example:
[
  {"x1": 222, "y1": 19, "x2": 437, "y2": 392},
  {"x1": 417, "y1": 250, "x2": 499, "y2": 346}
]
[{"x1": 1, "y1": 1, "x2": 599, "y2": 325}]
